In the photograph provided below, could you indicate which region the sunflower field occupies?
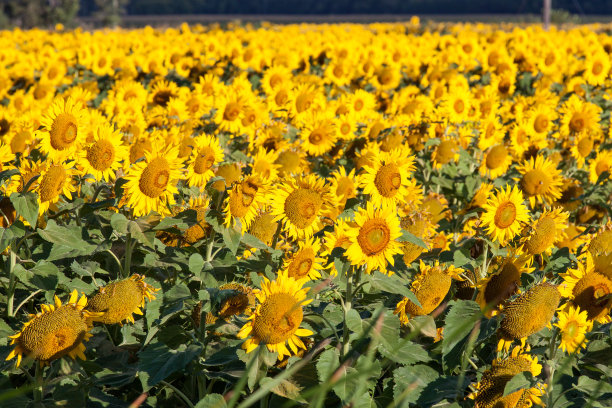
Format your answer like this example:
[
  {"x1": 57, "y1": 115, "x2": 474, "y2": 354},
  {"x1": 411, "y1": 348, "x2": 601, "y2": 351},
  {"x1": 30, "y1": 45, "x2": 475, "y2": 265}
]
[{"x1": 0, "y1": 20, "x2": 611, "y2": 408}]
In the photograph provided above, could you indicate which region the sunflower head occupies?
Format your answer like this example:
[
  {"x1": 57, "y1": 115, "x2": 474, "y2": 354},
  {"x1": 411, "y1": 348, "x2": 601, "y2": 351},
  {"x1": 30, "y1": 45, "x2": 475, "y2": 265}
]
[
  {"x1": 521, "y1": 208, "x2": 568, "y2": 257},
  {"x1": 498, "y1": 282, "x2": 560, "y2": 350},
  {"x1": 6, "y1": 290, "x2": 101, "y2": 367},
  {"x1": 86, "y1": 275, "x2": 159, "y2": 325}
]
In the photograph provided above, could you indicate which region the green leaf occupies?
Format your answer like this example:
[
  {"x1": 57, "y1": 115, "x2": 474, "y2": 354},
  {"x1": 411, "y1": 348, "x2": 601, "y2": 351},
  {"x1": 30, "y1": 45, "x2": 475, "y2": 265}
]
[
  {"x1": 242, "y1": 233, "x2": 269, "y2": 249},
  {"x1": 441, "y1": 300, "x2": 483, "y2": 356},
  {"x1": 194, "y1": 394, "x2": 227, "y2": 408},
  {"x1": 393, "y1": 364, "x2": 439, "y2": 406},
  {"x1": 189, "y1": 253, "x2": 204, "y2": 275},
  {"x1": 316, "y1": 348, "x2": 340, "y2": 382},
  {"x1": 13, "y1": 261, "x2": 59, "y2": 291},
  {"x1": 110, "y1": 213, "x2": 128, "y2": 233},
  {"x1": 379, "y1": 340, "x2": 431, "y2": 365},
  {"x1": 367, "y1": 272, "x2": 421, "y2": 308},
  {"x1": 127, "y1": 220, "x2": 153, "y2": 247},
  {"x1": 10, "y1": 192, "x2": 38, "y2": 228},
  {"x1": 138, "y1": 341, "x2": 202, "y2": 391},
  {"x1": 345, "y1": 309, "x2": 363, "y2": 335},
  {"x1": 398, "y1": 229, "x2": 428, "y2": 249},
  {"x1": 38, "y1": 220, "x2": 97, "y2": 253},
  {"x1": 222, "y1": 224, "x2": 242, "y2": 255},
  {"x1": 503, "y1": 372, "x2": 533, "y2": 397}
]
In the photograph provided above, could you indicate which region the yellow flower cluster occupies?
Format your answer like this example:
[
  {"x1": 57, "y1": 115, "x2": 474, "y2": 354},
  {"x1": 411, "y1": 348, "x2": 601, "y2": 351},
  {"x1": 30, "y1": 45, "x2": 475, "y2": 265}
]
[{"x1": 0, "y1": 22, "x2": 610, "y2": 402}]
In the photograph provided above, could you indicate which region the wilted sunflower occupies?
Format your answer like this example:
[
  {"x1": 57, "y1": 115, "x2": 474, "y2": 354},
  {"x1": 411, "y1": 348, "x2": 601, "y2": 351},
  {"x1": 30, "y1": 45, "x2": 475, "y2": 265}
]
[
  {"x1": 498, "y1": 282, "x2": 560, "y2": 352},
  {"x1": 476, "y1": 254, "x2": 533, "y2": 317},
  {"x1": 555, "y1": 306, "x2": 592, "y2": 354},
  {"x1": 86, "y1": 274, "x2": 159, "y2": 325},
  {"x1": 520, "y1": 207, "x2": 568, "y2": 257},
  {"x1": 481, "y1": 185, "x2": 530, "y2": 245},
  {"x1": 78, "y1": 123, "x2": 127, "y2": 182},
  {"x1": 395, "y1": 261, "x2": 463, "y2": 323},
  {"x1": 38, "y1": 97, "x2": 88, "y2": 163},
  {"x1": 6, "y1": 290, "x2": 102, "y2": 367},
  {"x1": 359, "y1": 147, "x2": 416, "y2": 210},
  {"x1": 185, "y1": 134, "x2": 224, "y2": 187},
  {"x1": 237, "y1": 271, "x2": 313, "y2": 359},
  {"x1": 559, "y1": 256, "x2": 612, "y2": 323},
  {"x1": 516, "y1": 155, "x2": 563, "y2": 208},
  {"x1": 471, "y1": 346, "x2": 544, "y2": 408},
  {"x1": 122, "y1": 145, "x2": 182, "y2": 217},
  {"x1": 282, "y1": 237, "x2": 325, "y2": 281},
  {"x1": 345, "y1": 202, "x2": 403, "y2": 275},
  {"x1": 271, "y1": 174, "x2": 334, "y2": 239},
  {"x1": 224, "y1": 176, "x2": 268, "y2": 233}
]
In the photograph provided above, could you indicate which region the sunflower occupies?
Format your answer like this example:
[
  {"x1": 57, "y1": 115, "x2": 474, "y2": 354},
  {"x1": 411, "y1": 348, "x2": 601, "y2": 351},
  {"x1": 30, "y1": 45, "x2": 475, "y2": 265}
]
[
  {"x1": 399, "y1": 209, "x2": 436, "y2": 265},
  {"x1": 516, "y1": 155, "x2": 563, "y2": 208},
  {"x1": 471, "y1": 346, "x2": 544, "y2": 408},
  {"x1": 588, "y1": 150, "x2": 612, "y2": 184},
  {"x1": 394, "y1": 261, "x2": 462, "y2": 323},
  {"x1": 37, "y1": 163, "x2": 77, "y2": 214},
  {"x1": 583, "y1": 51, "x2": 610, "y2": 86},
  {"x1": 555, "y1": 306, "x2": 592, "y2": 354},
  {"x1": 526, "y1": 105, "x2": 556, "y2": 138},
  {"x1": 149, "y1": 80, "x2": 179, "y2": 108},
  {"x1": 329, "y1": 166, "x2": 357, "y2": 210},
  {"x1": 559, "y1": 95, "x2": 601, "y2": 136},
  {"x1": 237, "y1": 271, "x2": 313, "y2": 359},
  {"x1": 250, "y1": 147, "x2": 280, "y2": 182},
  {"x1": 479, "y1": 144, "x2": 511, "y2": 179},
  {"x1": 559, "y1": 257, "x2": 612, "y2": 323},
  {"x1": 86, "y1": 274, "x2": 159, "y2": 325},
  {"x1": 282, "y1": 237, "x2": 325, "y2": 281},
  {"x1": 78, "y1": 123, "x2": 127, "y2": 182},
  {"x1": 270, "y1": 174, "x2": 334, "y2": 240},
  {"x1": 345, "y1": 202, "x2": 402, "y2": 275},
  {"x1": 587, "y1": 222, "x2": 612, "y2": 258},
  {"x1": 497, "y1": 282, "x2": 560, "y2": 352},
  {"x1": 432, "y1": 138, "x2": 460, "y2": 169},
  {"x1": 299, "y1": 111, "x2": 337, "y2": 156},
  {"x1": 481, "y1": 185, "x2": 530, "y2": 245},
  {"x1": 248, "y1": 212, "x2": 279, "y2": 248},
  {"x1": 6, "y1": 290, "x2": 102, "y2": 367},
  {"x1": 38, "y1": 97, "x2": 88, "y2": 163},
  {"x1": 274, "y1": 149, "x2": 306, "y2": 178},
  {"x1": 555, "y1": 223, "x2": 587, "y2": 253},
  {"x1": 207, "y1": 283, "x2": 256, "y2": 323},
  {"x1": 185, "y1": 135, "x2": 224, "y2": 187},
  {"x1": 569, "y1": 133, "x2": 596, "y2": 169},
  {"x1": 477, "y1": 116, "x2": 505, "y2": 151},
  {"x1": 224, "y1": 175, "x2": 268, "y2": 233},
  {"x1": 182, "y1": 197, "x2": 211, "y2": 246},
  {"x1": 122, "y1": 145, "x2": 182, "y2": 217},
  {"x1": 212, "y1": 163, "x2": 242, "y2": 191},
  {"x1": 520, "y1": 207, "x2": 568, "y2": 257},
  {"x1": 214, "y1": 90, "x2": 249, "y2": 135},
  {"x1": 476, "y1": 254, "x2": 533, "y2": 317},
  {"x1": 359, "y1": 148, "x2": 416, "y2": 210}
]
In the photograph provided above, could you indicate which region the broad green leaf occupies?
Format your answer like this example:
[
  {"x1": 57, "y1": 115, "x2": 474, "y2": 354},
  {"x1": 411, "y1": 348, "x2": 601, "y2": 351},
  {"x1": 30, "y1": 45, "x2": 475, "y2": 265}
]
[
  {"x1": 189, "y1": 253, "x2": 204, "y2": 275},
  {"x1": 13, "y1": 261, "x2": 59, "y2": 291},
  {"x1": 503, "y1": 372, "x2": 533, "y2": 397},
  {"x1": 441, "y1": 300, "x2": 483, "y2": 355},
  {"x1": 367, "y1": 272, "x2": 421, "y2": 308},
  {"x1": 110, "y1": 213, "x2": 128, "y2": 233},
  {"x1": 316, "y1": 348, "x2": 340, "y2": 382},
  {"x1": 379, "y1": 340, "x2": 431, "y2": 365},
  {"x1": 398, "y1": 229, "x2": 428, "y2": 249},
  {"x1": 393, "y1": 364, "x2": 439, "y2": 406},
  {"x1": 10, "y1": 192, "x2": 38, "y2": 228},
  {"x1": 194, "y1": 394, "x2": 227, "y2": 408},
  {"x1": 138, "y1": 341, "x2": 202, "y2": 391},
  {"x1": 345, "y1": 309, "x2": 363, "y2": 335}
]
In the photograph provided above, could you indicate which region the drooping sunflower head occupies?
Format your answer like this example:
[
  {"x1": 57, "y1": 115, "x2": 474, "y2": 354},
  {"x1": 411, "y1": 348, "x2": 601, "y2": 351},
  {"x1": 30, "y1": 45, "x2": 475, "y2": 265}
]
[
  {"x1": 6, "y1": 290, "x2": 101, "y2": 367},
  {"x1": 237, "y1": 271, "x2": 313, "y2": 359},
  {"x1": 185, "y1": 134, "x2": 224, "y2": 187},
  {"x1": 472, "y1": 347, "x2": 543, "y2": 408},
  {"x1": 476, "y1": 254, "x2": 533, "y2": 317},
  {"x1": 587, "y1": 222, "x2": 612, "y2": 258},
  {"x1": 395, "y1": 261, "x2": 463, "y2": 323},
  {"x1": 86, "y1": 274, "x2": 159, "y2": 325},
  {"x1": 271, "y1": 174, "x2": 333, "y2": 239},
  {"x1": 214, "y1": 283, "x2": 256, "y2": 321},
  {"x1": 498, "y1": 282, "x2": 560, "y2": 351},
  {"x1": 399, "y1": 209, "x2": 436, "y2": 265},
  {"x1": 481, "y1": 185, "x2": 530, "y2": 245},
  {"x1": 520, "y1": 207, "x2": 569, "y2": 257},
  {"x1": 224, "y1": 175, "x2": 268, "y2": 233},
  {"x1": 345, "y1": 202, "x2": 403, "y2": 275}
]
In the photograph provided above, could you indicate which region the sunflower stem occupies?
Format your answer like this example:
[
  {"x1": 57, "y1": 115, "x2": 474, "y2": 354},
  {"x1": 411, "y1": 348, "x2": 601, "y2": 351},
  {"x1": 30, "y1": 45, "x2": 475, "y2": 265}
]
[
  {"x1": 34, "y1": 363, "x2": 43, "y2": 402},
  {"x1": 341, "y1": 266, "x2": 354, "y2": 359},
  {"x1": 6, "y1": 250, "x2": 16, "y2": 318},
  {"x1": 547, "y1": 327, "x2": 559, "y2": 407},
  {"x1": 160, "y1": 380, "x2": 194, "y2": 408},
  {"x1": 124, "y1": 232, "x2": 132, "y2": 278}
]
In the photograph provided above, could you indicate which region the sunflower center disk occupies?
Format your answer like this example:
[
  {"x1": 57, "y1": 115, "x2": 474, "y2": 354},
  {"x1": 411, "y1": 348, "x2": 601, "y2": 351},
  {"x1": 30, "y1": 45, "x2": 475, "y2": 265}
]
[
  {"x1": 374, "y1": 163, "x2": 401, "y2": 197},
  {"x1": 486, "y1": 145, "x2": 507, "y2": 169},
  {"x1": 570, "y1": 114, "x2": 586, "y2": 133},
  {"x1": 521, "y1": 169, "x2": 550, "y2": 196},
  {"x1": 533, "y1": 114, "x2": 549, "y2": 133},
  {"x1": 525, "y1": 216, "x2": 556, "y2": 255},
  {"x1": 436, "y1": 140, "x2": 457, "y2": 164},
  {"x1": 576, "y1": 136, "x2": 592, "y2": 157},
  {"x1": 309, "y1": 130, "x2": 323, "y2": 144},
  {"x1": 284, "y1": 188, "x2": 322, "y2": 229},
  {"x1": 87, "y1": 139, "x2": 115, "y2": 171},
  {"x1": 223, "y1": 102, "x2": 241, "y2": 121},
  {"x1": 39, "y1": 165, "x2": 67, "y2": 203},
  {"x1": 139, "y1": 158, "x2": 171, "y2": 198},
  {"x1": 50, "y1": 113, "x2": 78, "y2": 150},
  {"x1": 572, "y1": 273, "x2": 612, "y2": 320},
  {"x1": 153, "y1": 90, "x2": 172, "y2": 107},
  {"x1": 194, "y1": 148, "x2": 215, "y2": 174},
  {"x1": 592, "y1": 61, "x2": 604, "y2": 75},
  {"x1": 296, "y1": 94, "x2": 313, "y2": 112},
  {"x1": 595, "y1": 161, "x2": 610, "y2": 178},
  {"x1": 253, "y1": 293, "x2": 303, "y2": 344},
  {"x1": 453, "y1": 99, "x2": 465, "y2": 113},
  {"x1": 493, "y1": 202, "x2": 517, "y2": 229},
  {"x1": 357, "y1": 218, "x2": 391, "y2": 256}
]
